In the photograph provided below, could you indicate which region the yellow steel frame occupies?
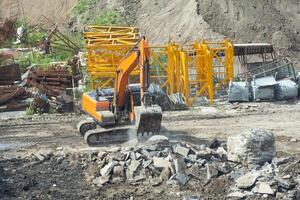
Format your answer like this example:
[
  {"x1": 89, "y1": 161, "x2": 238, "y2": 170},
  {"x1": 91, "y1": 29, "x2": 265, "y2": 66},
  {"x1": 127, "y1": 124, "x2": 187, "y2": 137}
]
[
  {"x1": 83, "y1": 25, "x2": 234, "y2": 106},
  {"x1": 84, "y1": 26, "x2": 140, "y2": 89}
]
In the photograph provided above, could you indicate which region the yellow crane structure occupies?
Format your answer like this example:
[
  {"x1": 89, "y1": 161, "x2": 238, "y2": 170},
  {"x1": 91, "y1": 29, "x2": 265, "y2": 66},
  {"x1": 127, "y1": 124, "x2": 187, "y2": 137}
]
[{"x1": 83, "y1": 25, "x2": 234, "y2": 106}]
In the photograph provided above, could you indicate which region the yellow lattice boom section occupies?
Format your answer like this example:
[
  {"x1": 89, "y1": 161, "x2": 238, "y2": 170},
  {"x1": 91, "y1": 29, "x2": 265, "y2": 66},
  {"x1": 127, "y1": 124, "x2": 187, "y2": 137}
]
[{"x1": 84, "y1": 26, "x2": 140, "y2": 89}]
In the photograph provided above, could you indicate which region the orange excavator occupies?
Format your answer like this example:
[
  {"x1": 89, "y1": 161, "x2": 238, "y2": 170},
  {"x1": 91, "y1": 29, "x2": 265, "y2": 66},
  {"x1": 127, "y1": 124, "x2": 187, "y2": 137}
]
[{"x1": 77, "y1": 37, "x2": 162, "y2": 145}]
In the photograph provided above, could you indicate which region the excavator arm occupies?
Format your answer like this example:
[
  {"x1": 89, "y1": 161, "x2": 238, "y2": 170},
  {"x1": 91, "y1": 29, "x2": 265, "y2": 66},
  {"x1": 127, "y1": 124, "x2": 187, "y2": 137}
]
[
  {"x1": 113, "y1": 37, "x2": 162, "y2": 133},
  {"x1": 114, "y1": 37, "x2": 149, "y2": 109}
]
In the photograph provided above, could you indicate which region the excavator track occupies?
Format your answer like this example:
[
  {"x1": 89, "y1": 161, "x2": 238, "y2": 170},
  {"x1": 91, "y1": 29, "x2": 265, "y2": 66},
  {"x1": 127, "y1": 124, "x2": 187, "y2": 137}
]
[
  {"x1": 77, "y1": 118, "x2": 97, "y2": 136},
  {"x1": 83, "y1": 125, "x2": 159, "y2": 146}
]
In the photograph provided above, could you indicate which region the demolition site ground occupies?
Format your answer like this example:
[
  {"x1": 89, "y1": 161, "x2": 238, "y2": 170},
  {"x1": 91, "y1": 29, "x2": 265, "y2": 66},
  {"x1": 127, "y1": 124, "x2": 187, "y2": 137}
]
[{"x1": 1, "y1": 101, "x2": 300, "y2": 199}]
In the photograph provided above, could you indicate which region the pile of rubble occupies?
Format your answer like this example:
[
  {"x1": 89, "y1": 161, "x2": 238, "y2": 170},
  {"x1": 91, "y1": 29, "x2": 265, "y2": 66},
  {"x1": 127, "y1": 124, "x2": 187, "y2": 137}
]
[{"x1": 81, "y1": 129, "x2": 300, "y2": 199}]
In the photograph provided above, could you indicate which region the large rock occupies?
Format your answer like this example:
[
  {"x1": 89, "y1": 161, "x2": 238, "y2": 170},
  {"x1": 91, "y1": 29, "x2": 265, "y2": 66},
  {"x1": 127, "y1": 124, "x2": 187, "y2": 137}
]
[
  {"x1": 227, "y1": 129, "x2": 276, "y2": 165},
  {"x1": 236, "y1": 172, "x2": 259, "y2": 189}
]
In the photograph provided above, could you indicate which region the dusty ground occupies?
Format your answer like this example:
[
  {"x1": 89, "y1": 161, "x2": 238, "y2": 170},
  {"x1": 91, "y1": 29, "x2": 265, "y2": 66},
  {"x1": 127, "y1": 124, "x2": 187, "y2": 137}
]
[{"x1": 1, "y1": 101, "x2": 300, "y2": 199}]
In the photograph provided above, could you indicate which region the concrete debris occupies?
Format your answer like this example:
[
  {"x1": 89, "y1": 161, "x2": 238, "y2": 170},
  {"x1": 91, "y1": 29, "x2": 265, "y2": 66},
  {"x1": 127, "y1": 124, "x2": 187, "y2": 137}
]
[
  {"x1": 276, "y1": 177, "x2": 296, "y2": 190},
  {"x1": 236, "y1": 172, "x2": 259, "y2": 189},
  {"x1": 153, "y1": 157, "x2": 171, "y2": 169},
  {"x1": 151, "y1": 177, "x2": 163, "y2": 186},
  {"x1": 208, "y1": 138, "x2": 221, "y2": 149},
  {"x1": 80, "y1": 134, "x2": 298, "y2": 198},
  {"x1": 174, "y1": 158, "x2": 187, "y2": 174},
  {"x1": 227, "y1": 129, "x2": 276, "y2": 165},
  {"x1": 258, "y1": 182, "x2": 274, "y2": 195},
  {"x1": 148, "y1": 135, "x2": 169, "y2": 144},
  {"x1": 175, "y1": 144, "x2": 190, "y2": 157},
  {"x1": 227, "y1": 191, "x2": 247, "y2": 199},
  {"x1": 100, "y1": 161, "x2": 115, "y2": 177},
  {"x1": 207, "y1": 164, "x2": 219, "y2": 179},
  {"x1": 93, "y1": 176, "x2": 109, "y2": 187},
  {"x1": 174, "y1": 172, "x2": 190, "y2": 186}
]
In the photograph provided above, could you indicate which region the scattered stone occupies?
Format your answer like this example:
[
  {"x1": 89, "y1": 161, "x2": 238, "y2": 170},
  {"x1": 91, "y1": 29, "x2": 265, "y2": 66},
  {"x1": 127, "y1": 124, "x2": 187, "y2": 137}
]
[
  {"x1": 140, "y1": 149, "x2": 151, "y2": 158},
  {"x1": 128, "y1": 160, "x2": 141, "y2": 175},
  {"x1": 182, "y1": 195, "x2": 201, "y2": 200},
  {"x1": 227, "y1": 129, "x2": 276, "y2": 165},
  {"x1": 148, "y1": 135, "x2": 169, "y2": 144},
  {"x1": 227, "y1": 191, "x2": 246, "y2": 199},
  {"x1": 276, "y1": 177, "x2": 296, "y2": 190},
  {"x1": 35, "y1": 153, "x2": 46, "y2": 161},
  {"x1": 151, "y1": 177, "x2": 163, "y2": 186},
  {"x1": 100, "y1": 161, "x2": 115, "y2": 176},
  {"x1": 272, "y1": 157, "x2": 291, "y2": 166},
  {"x1": 258, "y1": 182, "x2": 274, "y2": 195},
  {"x1": 186, "y1": 164, "x2": 205, "y2": 180},
  {"x1": 174, "y1": 158, "x2": 187, "y2": 174},
  {"x1": 93, "y1": 176, "x2": 109, "y2": 187},
  {"x1": 153, "y1": 157, "x2": 171, "y2": 169},
  {"x1": 282, "y1": 175, "x2": 291, "y2": 179},
  {"x1": 275, "y1": 192, "x2": 285, "y2": 199},
  {"x1": 209, "y1": 138, "x2": 221, "y2": 149},
  {"x1": 216, "y1": 147, "x2": 227, "y2": 159},
  {"x1": 109, "y1": 147, "x2": 121, "y2": 152},
  {"x1": 196, "y1": 150, "x2": 211, "y2": 160},
  {"x1": 160, "y1": 167, "x2": 171, "y2": 181},
  {"x1": 135, "y1": 152, "x2": 142, "y2": 160},
  {"x1": 113, "y1": 165, "x2": 124, "y2": 177},
  {"x1": 174, "y1": 172, "x2": 190, "y2": 186},
  {"x1": 188, "y1": 154, "x2": 197, "y2": 160},
  {"x1": 86, "y1": 164, "x2": 99, "y2": 177},
  {"x1": 143, "y1": 159, "x2": 153, "y2": 168},
  {"x1": 110, "y1": 152, "x2": 125, "y2": 161},
  {"x1": 236, "y1": 172, "x2": 259, "y2": 189},
  {"x1": 207, "y1": 164, "x2": 219, "y2": 179},
  {"x1": 175, "y1": 144, "x2": 190, "y2": 157},
  {"x1": 97, "y1": 152, "x2": 108, "y2": 160}
]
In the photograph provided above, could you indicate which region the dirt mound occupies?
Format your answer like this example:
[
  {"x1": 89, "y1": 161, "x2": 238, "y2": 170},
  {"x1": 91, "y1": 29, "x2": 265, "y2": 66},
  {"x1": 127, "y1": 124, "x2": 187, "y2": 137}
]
[
  {"x1": 0, "y1": 0, "x2": 77, "y2": 26},
  {"x1": 0, "y1": 0, "x2": 299, "y2": 67}
]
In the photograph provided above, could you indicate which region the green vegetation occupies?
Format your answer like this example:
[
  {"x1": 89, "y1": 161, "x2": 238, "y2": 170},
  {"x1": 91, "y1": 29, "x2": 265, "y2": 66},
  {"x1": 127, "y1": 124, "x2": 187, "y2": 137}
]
[
  {"x1": 72, "y1": 0, "x2": 96, "y2": 15},
  {"x1": 25, "y1": 107, "x2": 34, "y2": 116},
  {"x1": 92, "y1": 8, "x2": 123, "y2": 25}
]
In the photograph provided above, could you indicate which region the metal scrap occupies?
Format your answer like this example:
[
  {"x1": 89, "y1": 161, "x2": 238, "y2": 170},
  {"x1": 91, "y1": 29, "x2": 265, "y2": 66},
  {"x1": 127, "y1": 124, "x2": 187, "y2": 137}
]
[{"x1": 0, "y1": 63, "x2": 21, "y2": 85}]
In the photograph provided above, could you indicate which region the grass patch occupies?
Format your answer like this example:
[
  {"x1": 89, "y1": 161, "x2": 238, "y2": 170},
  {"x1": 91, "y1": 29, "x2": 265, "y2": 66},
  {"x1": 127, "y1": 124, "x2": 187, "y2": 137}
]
[
  {"x1": 72, "y1": 0, "x2": 96, "y2": 15},
  {"x1": 91, "y1": 8, "x2": 123, "y2": 25}
]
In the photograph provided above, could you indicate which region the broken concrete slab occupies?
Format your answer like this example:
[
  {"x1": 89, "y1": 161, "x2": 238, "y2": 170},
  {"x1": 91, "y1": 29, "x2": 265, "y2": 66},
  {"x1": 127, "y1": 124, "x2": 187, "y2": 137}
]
[
  {"x1": 153, "y1": 157, "x2": 171, "y2": 169},
  {"x1": 151, "y1": 177, "x2": 163, "y2": 186},
  {"x1": 207, "y1": 164, "x2": 219, "y2": 179},
  {"x1": 160, "y1": 167, "x2": 171, "y2": 181},
  {"x1": 227, "y1": 191, "x2": 247, "y2": 199},
  {"x1": 174, "y1": 158, "x2": 187, "y2": 174},
  {"x1": 174, "y1": 172, "x2": 190, "y2": 185},
  {"x1": 236, "y1": 172, "x2": 259, "y2": 189},
  {"x1": 227, "y1": 129, "x2": 276, "y2": 165},
  {"x1": 276, "y1": 177, "x2": 296, "y2": 190},
  {"x1": 148, "y1": 135, "x2": 169, "y2": 144},
  {"x1": 186, "y1": 164, "x2": 206, "y2": 180},
  {"x1": 175, "y1": 144, "x2": 190, "y2": 157},
  {"x1": 93, "y1": 176, "x2": 109, "y2": 187},
  {"x1": 258, "y1": 182, "x2": 274, "y2": 195},
  {"x1": 113, "y1": 165, "x2": 124, "y2": 177},
  {"x1": 100, "y1": 161, "x2": 115, "y2": 176},
  {"x1": 128, "y1": 159, "x2": 141, "y2": 175}
]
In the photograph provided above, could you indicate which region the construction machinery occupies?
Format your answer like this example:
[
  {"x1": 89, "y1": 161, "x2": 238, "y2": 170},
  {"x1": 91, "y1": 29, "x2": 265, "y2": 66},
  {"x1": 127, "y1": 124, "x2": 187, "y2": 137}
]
[{"x1": 77, "y1": 37, "x2": 163, "y2": 145}]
